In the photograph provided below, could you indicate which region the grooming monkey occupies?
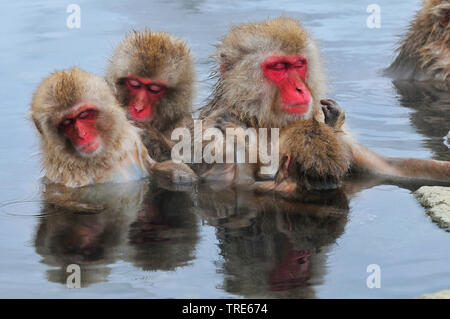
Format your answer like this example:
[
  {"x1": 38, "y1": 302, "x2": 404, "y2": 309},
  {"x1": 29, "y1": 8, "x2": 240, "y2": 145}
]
[
  {"x1": 106, "y1": 30, "x2": 194, "y2": 162},
  {"x1": 385, "y1": 0, "x2": 450, "y2": 81},
  {"x1": 31, "y1": 68, "x2": 196, "y2": 188},
  {"x1": 197, "y1": 17, "x2": 450, "y2": 190}
]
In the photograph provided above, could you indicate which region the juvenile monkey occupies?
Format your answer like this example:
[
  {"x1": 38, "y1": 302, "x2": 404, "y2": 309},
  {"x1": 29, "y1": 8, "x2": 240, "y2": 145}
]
[
  {"x1": 106, "y1": 30, "x2": 194, "y2": 161},
  {"x1": 31, "y1": 68, "x2": 195, "y2": 188},
  {"x1": 274, "y1": 99, "x2": 351, "y2": 191},
  {"x1": 385, "y1": 0, "x2": 450, "y2": 81},
  {"x1": 198, "y1": 17, "x2": 450, "y2": 189}
]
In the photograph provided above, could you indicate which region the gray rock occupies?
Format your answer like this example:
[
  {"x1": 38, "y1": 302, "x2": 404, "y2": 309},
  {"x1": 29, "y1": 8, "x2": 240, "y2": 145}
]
[
  {"x1": 417, "y1": 290, "x2": 450, "y2": 299},
  {"x1": 414, "y1": 186, "x2": 450, "y2": 231}
]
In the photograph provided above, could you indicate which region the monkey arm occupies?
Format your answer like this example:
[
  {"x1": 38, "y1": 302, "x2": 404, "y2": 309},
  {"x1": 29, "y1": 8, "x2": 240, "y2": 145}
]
[{"x1": 349, "y1": 142, "x2": 450, "y2": 182}]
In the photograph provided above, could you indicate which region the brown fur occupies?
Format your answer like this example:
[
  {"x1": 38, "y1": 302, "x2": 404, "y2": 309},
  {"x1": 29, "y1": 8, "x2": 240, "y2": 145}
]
[
  {"x1": 386, "y1": 0, "x2": 450, "y2": 81},
  {"x1": 197, "y1": 17, "x2": 450, "y2": 189},
  {"x1": 276, "y1": 113, "x2": 352, "y2": 190},
  {"x1": 200, "y1": 17, "x2": 327, "y2": 129},
  {"x1": 105, "y1": 30, "x2": 195, "y2": 161},
  {"x1": 194, "y1": 17, "x2": 329, "y2": 185},
  {"x1": 31, "y1": 68, "x2": 151, "y2": 187}
]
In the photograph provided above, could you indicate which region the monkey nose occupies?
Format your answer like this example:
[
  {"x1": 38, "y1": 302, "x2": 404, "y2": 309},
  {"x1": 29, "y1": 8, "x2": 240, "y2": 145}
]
[
  {"x1": 75, "y1": 127, "x2": 87, "y2": 139},
  {"x1": 296, "y1": 87, "x2": 303, "y2": 93},
  {"x1": 134, "y1": 104, "x2": 144, "y2": 112}
]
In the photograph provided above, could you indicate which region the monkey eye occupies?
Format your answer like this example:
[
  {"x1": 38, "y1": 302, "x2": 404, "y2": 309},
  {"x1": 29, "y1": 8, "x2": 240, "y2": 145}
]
[
  {"x1": 294, "y1": 60, "x2": 306, "y2": 68},
  {"x1": 78, "y1": 110, "x2": 94, "y2": 119},
  {"x1": 147, "y1": 84, "x2": 164, "y2": 94},
  {"x1": 127, "y1": 78, "x2": 141, "y2": 89},
  {"x1": 60, "y1": 118, "x2": 73, "y2": 128},
  {"x1": 268, "y1": 62, "x2": 287, "y2": 70}
]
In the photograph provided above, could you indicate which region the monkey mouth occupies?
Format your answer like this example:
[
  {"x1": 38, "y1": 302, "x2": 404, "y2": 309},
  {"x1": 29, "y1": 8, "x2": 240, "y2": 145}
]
[
  {"x1": 282, "y1": 103, "x2": 310, "y2": 115},
  {"x1": 129, "y1": 105, "x2": 153, "y2": 122},
  {"x1": 77, "y1": 138, "x2": 101, "y2": 154}
]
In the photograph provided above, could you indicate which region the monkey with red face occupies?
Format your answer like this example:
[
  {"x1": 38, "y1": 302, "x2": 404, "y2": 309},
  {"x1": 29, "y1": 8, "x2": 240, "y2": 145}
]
[
  {"x1": 198, "y1": 17, "x2": 450, "y2": 191},
  {"x1": 31, "y1": 68, "x2": 152, "y2": 187},
  {"x1": 31, "y1": 67, "x2": 196, "y2": 188},
  {"x1": 106, "y1": 30, "x2": 194, "y2": 162}
]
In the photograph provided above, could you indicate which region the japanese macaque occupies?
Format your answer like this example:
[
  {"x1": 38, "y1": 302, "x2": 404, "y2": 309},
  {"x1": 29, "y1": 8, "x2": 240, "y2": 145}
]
[
  {"x1": 31, "y1": 68, "x2": 152, "y2": 187},
  {"x1": 385, "y1": 0, "x2": 450, "y2": 81},
  {"x1": 105, "y1": 30, "x2": 194, "y2": 162},
  {"x1": 31, "y1": 67, "x2": 195, "y2": 188},
  {"x1": 197, "y1": 17, "x2": 450, "y2": 190},
  {"x1": 274, "y1": 99, "x2": 351, "y2": 191}
]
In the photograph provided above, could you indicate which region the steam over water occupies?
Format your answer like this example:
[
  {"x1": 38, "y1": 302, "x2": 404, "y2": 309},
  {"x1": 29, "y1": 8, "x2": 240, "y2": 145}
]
[{"x1": 0, "y1": 0, "x2": 449, "y2": 298}]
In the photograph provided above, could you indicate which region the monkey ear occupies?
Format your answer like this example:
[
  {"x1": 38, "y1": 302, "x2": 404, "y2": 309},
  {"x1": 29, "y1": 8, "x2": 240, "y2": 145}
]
[
  {"x1": 33, "y1": 118, "x2": 43, "y2": 135},
  {"x1": 440, "y1": 10, "x2": 449, "y2": 27},
  {"x1": 275, "y1": 153, "x2": 291, "y2": 184},
  {"x1": 282, "y1": 153, "x2": 291, "y2": 178}
]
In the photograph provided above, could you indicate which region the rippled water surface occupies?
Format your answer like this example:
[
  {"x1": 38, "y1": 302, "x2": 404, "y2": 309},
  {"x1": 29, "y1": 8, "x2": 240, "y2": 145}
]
[{"x1": 0, "y1": 0, "x2": 449, "y2": 298}]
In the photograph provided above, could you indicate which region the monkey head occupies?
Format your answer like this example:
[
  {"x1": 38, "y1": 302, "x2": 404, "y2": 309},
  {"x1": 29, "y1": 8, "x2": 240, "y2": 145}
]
[
  {"x1": 31, "y1": 68, "x2": 128, "y2": 158},
  {"x1": 105, "y1": 30, "x2": 194, "y2": 130},
  {"x1": 210, "y1": 17, "x2": 327, "y2": 128},
  {"x1": 275, "y1": 118, "x2": 352, "y2": 191}
]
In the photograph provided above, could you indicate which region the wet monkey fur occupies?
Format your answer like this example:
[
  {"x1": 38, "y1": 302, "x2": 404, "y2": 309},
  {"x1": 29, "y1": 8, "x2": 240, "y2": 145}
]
[
  {"x1": 106, "y1": 30, "x2": 195, "y2": 162},
  {"x1": 31, "y1": 68, "x2": 196, "y2": 188},
  {"x1": 274, "y1": 99, "x2": 352, "y2": 191},
  {"x1": 197, "y1": 17, "x2": 450, "y2": 190},
  {"x1": 386, "y1": 0, "x2": 450, "y2": 81},
  {"x1": 31, "y1": 68, "x2": 152, "y2": 187}
]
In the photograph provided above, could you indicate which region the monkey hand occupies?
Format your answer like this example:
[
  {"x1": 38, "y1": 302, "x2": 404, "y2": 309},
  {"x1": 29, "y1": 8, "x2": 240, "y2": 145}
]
[
  {"x1": 150, "y1": 161, "x2": 199, "y2": 185},
  {"x1": 321, "y1": 98, "x2": 345, "y2": 129}
]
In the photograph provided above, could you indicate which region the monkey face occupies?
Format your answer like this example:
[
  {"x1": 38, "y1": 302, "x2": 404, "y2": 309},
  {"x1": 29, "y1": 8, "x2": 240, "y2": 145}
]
[
  {"x1": 263, "y1": 55, "x2": 311, "y2": 116},
  {"x1": 57, "y1": 103, "x2": 102, "y2": 155},
  {"x1": 124, "y1": 76, "x2": 167, "y2": 122}
]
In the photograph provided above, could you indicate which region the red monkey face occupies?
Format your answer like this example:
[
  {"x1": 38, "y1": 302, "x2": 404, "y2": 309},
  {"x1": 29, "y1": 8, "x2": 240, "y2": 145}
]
[
  {"x1": 262, "y1": 55, "x2": 311, "y2": 115},
  {"x1": 58, "y1": 104, "x2": 101, "y2": 155},
  {"x1": 125, "y1": 76, "x2": 167, "y2": 122}
]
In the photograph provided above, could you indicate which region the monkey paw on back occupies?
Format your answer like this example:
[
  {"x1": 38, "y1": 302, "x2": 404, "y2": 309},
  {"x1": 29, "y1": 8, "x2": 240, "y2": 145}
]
[
  {"x1": 321, "y1": 98, "x2": 345, "y2": 130},
  {"x1": 275, "y1": 99, "x2": 352, "y2": 191}
]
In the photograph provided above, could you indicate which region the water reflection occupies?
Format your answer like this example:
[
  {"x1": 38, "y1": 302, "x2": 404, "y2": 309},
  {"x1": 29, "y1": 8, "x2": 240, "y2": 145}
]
[
  {"x1": 124, "y1": 190, "x2": 198, "y2": 271},
  {"x1": 34, "y1": 181, "x2": 198, "y2": 287},
  {"x1": 193, "y1": 186, "x2": 349, "y2": 298},
  {"x1": 392, "y1": 81, "x2": 450, "y2": 161}
]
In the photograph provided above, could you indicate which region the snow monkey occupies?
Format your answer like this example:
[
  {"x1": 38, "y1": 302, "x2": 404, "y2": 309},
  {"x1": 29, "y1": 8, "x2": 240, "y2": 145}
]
[
  {"x1": 106, "y1": 30, "x2": 194, "y2": 162},
  {"x1": 385, "y1": 0, "x2": 450, "y2": 81},
  {"x1": 31, "y1": 68, "x2": 196, "y2": 188},
  {"x1": 274, "y1": 99, "x2": 352, "y2": 192},
  {"x1": 197, "y1": 17, "x2": 450, "y2": 190}
]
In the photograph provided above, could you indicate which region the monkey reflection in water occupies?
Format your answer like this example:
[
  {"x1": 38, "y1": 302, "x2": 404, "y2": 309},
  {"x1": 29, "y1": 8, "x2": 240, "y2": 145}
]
[
  {"x1": 193, "y1": 184, "x2": 348, "y2": 298},
  {"x1": 34, "y1": 181, "x2": 198, "y2": 287},
  {"x1": 392, "y1": 81, "x2": 450, "y2": 161}
]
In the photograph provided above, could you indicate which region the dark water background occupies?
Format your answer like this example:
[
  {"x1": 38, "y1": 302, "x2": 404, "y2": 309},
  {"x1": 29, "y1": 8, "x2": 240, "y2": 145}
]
[{"x1": 0, "y1": 0, "x2": 449, "y2": 298}]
